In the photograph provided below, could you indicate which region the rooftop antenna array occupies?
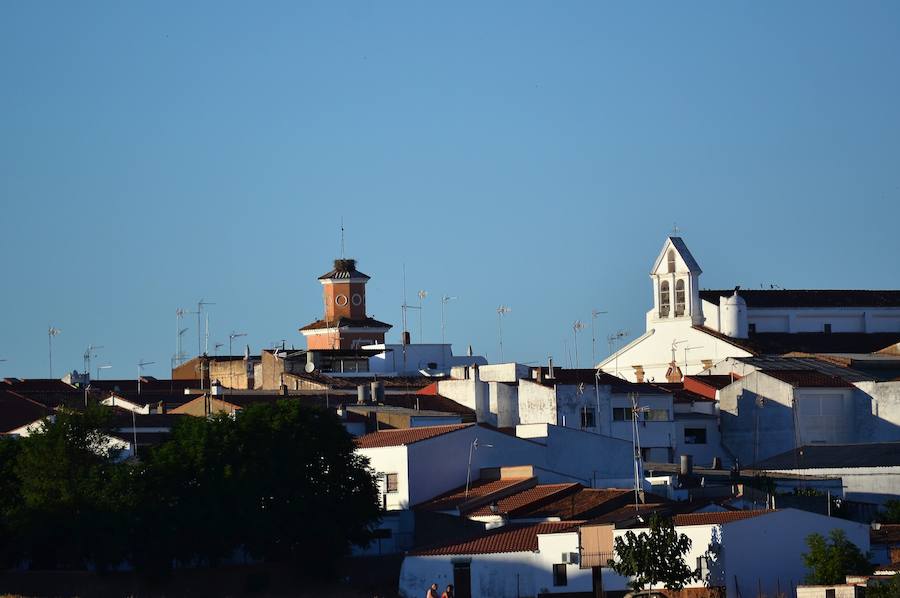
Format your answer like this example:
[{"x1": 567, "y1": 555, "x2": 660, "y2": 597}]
[
  {"x1": 496, "y1": 305, "x2": 512, "y2": 362},
  {"x1": 629, "y1": 392, "x2": 650, "y2": 511},
  {"x1": 607, "y1": 330, "x2": 629, "y2": 379},
  {"x1": 572, "y1": 320, "x2": 586, "y2": 368},
  {"x1": 83, "y1": 345, "x2": 103, "y2": 379},
  {"x1": 590, "y1": 308, "x2": 607, "y2": 366},
  {"x1": 47, "y1": 326, "x2": 62, "y2": 379},
  {"x1": 440, "y1": 295, "x2": 458, "y2": 345}
]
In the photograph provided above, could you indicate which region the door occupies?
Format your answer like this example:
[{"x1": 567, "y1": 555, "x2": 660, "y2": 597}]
[{"x1": 453, "y1": 561, "x2": 472, "y2": 598}]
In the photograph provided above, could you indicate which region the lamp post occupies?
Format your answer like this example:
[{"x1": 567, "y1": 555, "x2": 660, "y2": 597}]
[
  {"x1": 591, "y1": 309, "x2": 607, "y2": 366},
  {"x1": 417, "y1": 290, "x2": 428, "y2": 343},
  {"x1": 572, "y1": 320, "x2": 586, "y2": 368}
]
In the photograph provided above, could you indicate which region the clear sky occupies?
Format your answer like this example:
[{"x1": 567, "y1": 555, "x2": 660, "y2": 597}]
[{"x1": 2, "y1": 2, "x2": 899, "y2": 379}]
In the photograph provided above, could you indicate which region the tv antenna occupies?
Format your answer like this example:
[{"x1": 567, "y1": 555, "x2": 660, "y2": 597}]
[
  {"x1": 590, "y1": 309, "x2": 607, "y2": 366},
  {"x1": 175, "y1": 308, "x2": 191, "y2": 367},
  {"x1": 47, "y1": 327, "x2": 62, "y2": 378},
  {"x1": 340, "y1": 216, "x2": 345, "y2": 258},
  {"x1": 228, "y1": 331, "x2": 247, "y2": 391},
  {"x1": 607, "y1": 330, "x2": 629, "y2": 378},
  {"x1": 629, "y1": 392, "x2": 651, "y2": 510},
  {"x1": 496, "y1": 305, "x2": 512, "y2": 362},
  {"x1": 137, "y1": 360, "x2": 155, "y2": 396},
  {"x1": 83, "y1": 344, "x2": 103, "y2": 379},
  {"x1": 572, "y1": 320, "x2": 586, "y2": 368},
  {"x1": 417, "y1": 290, "x2": 428, "y2": 343},
  {"x1": 196, "y1": 299, "x2": 215, "y2": 355},
  {"x1": 440, "y1": 295, "x2": 458, "y2": 344}
]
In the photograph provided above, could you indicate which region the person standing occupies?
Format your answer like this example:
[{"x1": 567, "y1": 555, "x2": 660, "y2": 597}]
[
  {"x1": 441, "y1": 584, "x2": 454, "y2": 598},
  {"x1": 426, "y1": 582, "x2": 439, "y2": 598}
]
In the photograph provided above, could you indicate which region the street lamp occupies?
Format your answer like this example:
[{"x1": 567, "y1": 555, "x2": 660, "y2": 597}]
[
  {"x1": 229, "y1": 331, "x2": 247, "y2": 390},
  {"x1": 496, "y1": 305, "x2": 512, "y2": 362},
  {"x1": 440, "y1": 295, "x2": 458, "y2": 345}
]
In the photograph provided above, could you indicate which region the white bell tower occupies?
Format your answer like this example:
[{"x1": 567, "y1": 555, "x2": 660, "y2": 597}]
[{"x1": 649, "y1": 237, "x2": 704, "y2": 326}]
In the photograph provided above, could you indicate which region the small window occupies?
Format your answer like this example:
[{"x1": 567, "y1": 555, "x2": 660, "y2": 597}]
[
  {"x1": 824, "y1": 323, "x2": 832, "y2": 334},
  {"x1": 645, "y1": 409, "x2": 669, "y2": 422},
  {"x1": 581, "y1": 407, "x2": 596, "y2": 429},
  {"x1": 748, "y1": 323, "x2": 756, "y2": 335},
  {"x1": 553, "y1": 563, "x2": 567, "y2": 586},
  {"x1": 825, "y1": 590, "x2": 836, "y2": 598},
  {"x1": 684, "y1": 428, "x2": 707, "y2": 445},
  {"x1": 613, "y1": 407, "x2": 630, "y2": 421},
  {"x1": 385, "y1": 473, "x2": 399, "y2": 493},
  {"x1": 667, "y1": 250, "x2": 676, "y2": 273},
  {"x1": 675, "y1": 280, "x2": 686, "y2": 317},
  {"x1": 659, "y1": 281, "x2": 671, "y2": 317}
]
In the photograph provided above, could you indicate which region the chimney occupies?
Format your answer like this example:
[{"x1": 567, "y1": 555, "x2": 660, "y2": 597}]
[
  {"x1": 548, "y1": 357, "x2": 555, "y2": 379},
  {"x1": 471, "y1": 363, "x2": 480, "y2": 382},
  {"x1": 401, "y1": 331, "x2": 411, "y2": 346},
  {"x1": 370, "y1": 380, "x2": 385, "y2": 403},
  {"x1": 680, "y1": 454, "x2": 693, "y2": 477},
  {"x1": 357, "y1": 384, "x2": 370, "y2": 405},
  {"x1": 535, "y1": 367, "x2": 544, "y2": 383},
  {"x1": 467, "y1": 344, "x2": 473, "y2": 357}
]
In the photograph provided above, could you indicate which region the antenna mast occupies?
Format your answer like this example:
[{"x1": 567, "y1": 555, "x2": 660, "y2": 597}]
[
  {"x1": 572, "y1": 321, "x2": 586, "y2": 368},
  {"x1": 83, "y1": 345, "x2": 103, "y2": 379},
  {"x1": 196, "y1": 299, "x2": 215, "y2": 355},
  {"x1": 496, "y1": 305, "x2": 512, "y2": 362}
]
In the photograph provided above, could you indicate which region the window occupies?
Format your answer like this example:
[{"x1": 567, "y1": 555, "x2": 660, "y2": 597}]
[
  {"x1": 685, "y1": 427, "x2": 708, "y2": 444},
  {"x1": 748, "y1": 323, "x2": 756, "y2": 335},
  {"x1": 613, "y1": 407, "x2": 630, "y2": 421},
  {"x1": 675, "y1": 280, "x2": 686, "y2": 317},
  {"x1": 825, "y1": 590, "x2": 836, "y2": 598},
  {"x1": 697, "y1": 556, "x2": 709, "y2": 580},
  {"x1": 824, "y1": 323, "x2": 832, "y2": 334},
  {"x1": 667, "y1": 250, "x2": 676, "y2": 273},
  {"x1": 385, "y1": 473, "x2": 399, "y2": 493},
  {"x1": 645, "y1": 409, "x2": 669, "y2": 422},
  {"x1": 581, "y1": 407, "x2": 596, "y2": 429},
  {"x1": 659, "y1": 281, "x2": 671, "y2": 317},
  {"x1": 553, "y1": 563, "x2": 568, "y2": 586}
]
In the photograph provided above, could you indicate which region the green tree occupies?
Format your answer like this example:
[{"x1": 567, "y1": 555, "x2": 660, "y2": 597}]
[
  {"x1": 608, "y1": 513, "x2": 699, "y2": 592},
  {"x1": 0, "y1": 435, "x2": 24, "y2": 567},
  {"x1": 13, "y1": 404, "x2": 133, "y2": 572},
  {"x1": 802, "y1": 529, "x2": 872, "y2": 584},
  {"x1": 867, "y1": 573, "x2": 900, "y2": 598},
  {"x1": 878, "y1": 499, "x2": 900, "y2": 524}
]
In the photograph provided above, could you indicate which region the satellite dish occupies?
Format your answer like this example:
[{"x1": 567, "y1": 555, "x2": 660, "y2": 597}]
[{"x1": 305, "y1": 362, "x2": 316, "y2": 373}]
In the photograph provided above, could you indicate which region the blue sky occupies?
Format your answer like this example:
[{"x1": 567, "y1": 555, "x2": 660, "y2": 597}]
[{"x1": 2, "y1": 2, "x2": 899, "y2": 378}]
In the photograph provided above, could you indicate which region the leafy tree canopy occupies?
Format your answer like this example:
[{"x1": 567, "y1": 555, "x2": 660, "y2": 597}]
[
  {"x1": 608, "y1": 512, "x2": 699, "y2": 591},
  {"x1": 802, "y1": 529, "x2": 872, "y2": 585}
]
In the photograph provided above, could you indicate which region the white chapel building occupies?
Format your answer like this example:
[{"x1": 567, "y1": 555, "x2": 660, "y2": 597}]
[{"x1": 596, "y1": 237, "x2": 900, "y2": 383}]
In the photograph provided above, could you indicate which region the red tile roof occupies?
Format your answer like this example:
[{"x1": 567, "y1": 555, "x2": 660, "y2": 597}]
[
  {"x1": 355, "y1": 423, "x2": 472, "y2": 449},
  {"x1": 762, "y1": 370, "x2": 854, "y2": 388},
  {"x1": 468, "y1": 483, "x2": 581, "y2": 517},
  {"x1": 674, "y1": 509, "x2": 771, "y2": 526},
  {"x1": 683, "y1": 375, "x2": 736, "y2": 398},
  {"x1": 0, "y1": 389, "x2": 48, "y2": 433},
  {"x1": 871, "y1": 524, "x2": 900, "y2": 545},
  {"x1": 299, "y1": 317, "x2": 392, "y2": 332},
  {"x1": 416, "y1": 477, "x2": 533, "y2": 511},
  {"x1": 409, "y1": 521, "x2": 581, "y2": 556},
  {"x1": 514, "y1": 488, "x2": 634, "y2": 520}
]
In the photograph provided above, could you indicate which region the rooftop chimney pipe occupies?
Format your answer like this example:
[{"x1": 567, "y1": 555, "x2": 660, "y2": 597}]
[
  {"x1": 370, "y1": 380, "x2": 385, "y2": 403},
  {"x1": 357, "y1": 384, "x2": 370, "y2": 405},
  {"x1": 680, "y1": 454, "x2": 693, "y2": 477}
]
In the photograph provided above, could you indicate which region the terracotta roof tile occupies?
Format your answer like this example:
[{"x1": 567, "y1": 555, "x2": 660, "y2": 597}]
[
  {"x1": 299, "y1": 316, "x2": 392, "y2": 332},
  {"x1": 409, "y1": 522, "x2": 581, "y2": 556},
  {"x1": 515, "y1": 488, "x2": 634, "y2": 520},
  {"x1": 674, "y1": 509, "x2": 771, "y2": 526},
  {"x1": 871, "y1": 524, "x2": 900, "y2": 545},
  {"x1": 468, "y1": 483, "x2": 581, "y2": 517},
  {"x1": 762, "y1": 369, "x2": 854, "y2": 388},
  {"x1": 416, "y1": 478, "x2": 533, "y2": 512},
  {"x1": 355, "y1": 423, "x2": 472, "y2": 449},
  {"x1": 0, "y1": 389, "x2": 48, "y2": 433}
]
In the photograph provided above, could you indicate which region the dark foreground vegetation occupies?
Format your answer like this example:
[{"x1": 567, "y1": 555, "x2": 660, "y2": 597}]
[{"x1": 0, "y1": 402, "x2": 382, "y2": 587}]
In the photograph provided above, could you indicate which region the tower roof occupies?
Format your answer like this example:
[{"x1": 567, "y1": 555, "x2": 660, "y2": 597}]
[
  {"x1": 318, "y1": 258, "x2": 370, "y2": 281},
  {"x1": 651, "y1": 236, "x2": 702, "y2": 275}
]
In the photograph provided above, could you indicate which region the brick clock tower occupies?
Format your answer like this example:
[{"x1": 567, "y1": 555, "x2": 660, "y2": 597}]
[{"x1": 300, "y1": 259, "x2": 392, "y2": 350}]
